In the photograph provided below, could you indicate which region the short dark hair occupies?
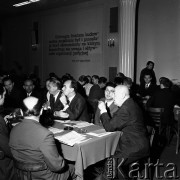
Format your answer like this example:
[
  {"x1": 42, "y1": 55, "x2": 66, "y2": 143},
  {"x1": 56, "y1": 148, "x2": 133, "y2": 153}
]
[
  {"x1": 98, "y1": 77, "x2": 107, "y2": 84},
  {"x1": 49, "y1": 77, "x2": 62, "y2": 90},
  {"x1": 92, "y1": 75, "x2": 99, "y2": 80},
  {"x1": 24, "y1": 78, "x2": 34, "y2": 85},
  {"x1": 39, "y1": 109, "x2": 54, "y2": 128},
  {"x1": 78, "y1": 75, "x2": 85, "y2": 82},
  {"x1": 114, "y1": 77, "x2": 123, "y2": 85},
  {"x1": 105, "y1": 82, "x2": 115, "y2": 88},
  {"x1": 144, "y1": 72, "x2": 152, "y2": 77},
  {"x1": 123, "y1": 77, "x2": 133, "y2": 87},
  {"x1": 159, "y1": 77, "x2": 172, "y2": 88},
  {"x1": 70, "y1": 79, "x2": 78, "y2": 93},
  {"x1": 147, "y1": 61, "x2": 154, "y2": 66},
  {"x1": 3, "y1": 76, "x2": 14, "y2": 84}
]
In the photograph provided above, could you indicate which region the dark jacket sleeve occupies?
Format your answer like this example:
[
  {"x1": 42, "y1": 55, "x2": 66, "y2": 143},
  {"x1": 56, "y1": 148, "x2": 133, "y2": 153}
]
[
  {"x1": 65, "y1": 97, "x2": 86, "y2": 120},
  {"x1": 39, "y1": 132, "x2": 66, "y2": 172}
]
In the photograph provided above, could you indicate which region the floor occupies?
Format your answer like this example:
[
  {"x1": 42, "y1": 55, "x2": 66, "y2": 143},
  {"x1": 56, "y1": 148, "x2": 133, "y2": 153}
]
[
  {"x1": 152, "y1": 135, "x2": 180, "y2": 180},
  {"x1": 84, "y1": 134, "x2": 180, "y2": 180}
]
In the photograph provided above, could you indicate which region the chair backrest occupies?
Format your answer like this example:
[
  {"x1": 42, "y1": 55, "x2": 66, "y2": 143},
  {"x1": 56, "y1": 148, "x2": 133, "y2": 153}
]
[
  {"x1": 14, "y1": 160, "x2": 47, "y2": 180},
  {"x1": 146, "y1": 107, "x2": 164, "y2": 134},
  {"x1": 0, "y1": 150, "x2": 5, "y2": 159}
]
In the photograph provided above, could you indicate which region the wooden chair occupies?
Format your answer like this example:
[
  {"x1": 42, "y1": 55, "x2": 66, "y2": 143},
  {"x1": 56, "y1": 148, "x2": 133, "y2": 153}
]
[
  {"x1": 173, "y1": 107, "x2": 180, "y2": 154},
  {"x1": 0, "y1": 150, "x2": 5, "y2": 159},
  {"x1": 146, "y1": 107, "x2": 165, "y2": 136},
  {"x1": 14, "y1": 160, "x2": 47, "y2": 180}
]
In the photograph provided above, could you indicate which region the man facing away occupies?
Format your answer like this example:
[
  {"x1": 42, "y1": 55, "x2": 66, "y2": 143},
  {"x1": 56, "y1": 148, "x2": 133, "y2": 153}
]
[
  {"x1": 9, "y1": 96, "x2": 76, "y2": 180},
  {"x1": 98, "y1": 85, "x2": 150, "y2": 179}
]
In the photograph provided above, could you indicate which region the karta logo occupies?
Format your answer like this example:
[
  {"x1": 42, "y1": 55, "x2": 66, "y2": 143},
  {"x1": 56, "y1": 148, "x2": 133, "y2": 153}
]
[{"x1": 105, "y1": 158, "x2": 179, "y2": 179}]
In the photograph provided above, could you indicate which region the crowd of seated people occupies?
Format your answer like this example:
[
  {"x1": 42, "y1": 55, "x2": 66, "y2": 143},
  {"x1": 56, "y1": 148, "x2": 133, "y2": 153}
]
[{"x1": 0, "y1": 67, "x2": 180, "y2": 179}]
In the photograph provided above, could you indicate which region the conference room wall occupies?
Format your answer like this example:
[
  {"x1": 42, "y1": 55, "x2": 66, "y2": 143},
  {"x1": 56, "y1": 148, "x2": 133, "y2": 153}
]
[
  {"x1": 1, "y1": 0, "x2": 119, "y2": 84},
  {"x1": 137, "y1": 0, "x2": 180, "y2": 84}
]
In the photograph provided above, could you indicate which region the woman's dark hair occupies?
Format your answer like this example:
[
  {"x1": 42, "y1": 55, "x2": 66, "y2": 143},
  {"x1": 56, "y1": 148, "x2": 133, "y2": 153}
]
[
  {"x1": 21, "y1": 98, "x2": 41, "y2": 116},
  {"x1": 39, "y1": 109, "x2": 54, "y2": 128}
]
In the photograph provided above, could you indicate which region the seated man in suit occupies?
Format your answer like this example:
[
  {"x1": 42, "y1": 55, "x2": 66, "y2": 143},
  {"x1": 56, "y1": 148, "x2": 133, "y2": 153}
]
[
  {"x1": 54, "y1": 79, "x2": 90, "y2": 122},
  {"x1": 146, "y1": 77, "x2": 175, "y2": 126},
  {"x1": 3, "y1": 76, "x2": 23, "y2": 115},
  {"x1": 0, "y1": 84, "x2": 18, "y2": 180},
  {"x1": 9, "y1": 97, "x2": 76, "y2": 180},
  {"x1": 43, "y1": 78, "x2": 66, "y2": 114},
  {"x1": 98, "y1": 85, "x2": 150, "y2": 179},
  {"x1": 137, "y1": 72, "x2": 157, "y2": 105},
  {"x1": 22, "y1": 78, "x2": 43, "y2": 105},
  {"x1": 94, "y1": 82, "x2": 118, "y2": 126}
]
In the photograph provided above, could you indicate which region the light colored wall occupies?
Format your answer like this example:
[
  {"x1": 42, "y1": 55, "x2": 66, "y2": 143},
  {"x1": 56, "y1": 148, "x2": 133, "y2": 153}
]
[{"x1": 137, "y1": 0, "x2": 180, "y2": 84}]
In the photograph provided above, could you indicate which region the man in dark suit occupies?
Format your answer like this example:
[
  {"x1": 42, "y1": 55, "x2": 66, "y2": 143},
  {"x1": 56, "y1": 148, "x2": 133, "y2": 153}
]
[
  {"x1": 98, "y1": 85, "x2": 150, "y2": 179},
  {"x1": 137, "y1": 73, "x2": 157, "y2": 105},
  {"x1": 0, "y1": 84, "x2": 18, "y2": 180},
  {"x1": 94, "y1": 82, "x2": 118, "y2": 126},
  {"x1": 54, "y1": 79, "x2": 90, "y2": 122},
  {"x1": 9, "y1": 97, "x2": 76, "y2": 180},
  {"x1": 3, "y1": 76, "x2": 23, "y2": 114},
  {"x1": 43, "y1": 78, "x2": 65, "y2": 113},
  {"x1": 22, "y1": 78, "x2": 43, "y2": 105}
]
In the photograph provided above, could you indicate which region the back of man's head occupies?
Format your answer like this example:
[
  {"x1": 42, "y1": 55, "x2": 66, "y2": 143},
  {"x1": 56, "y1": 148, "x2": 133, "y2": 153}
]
[
  {"x1": 159, "y1": 77, "x2": 172, "y2": 88},
  {"x1": 22, "y1": 97, "x2": 41, "y2": 117}
]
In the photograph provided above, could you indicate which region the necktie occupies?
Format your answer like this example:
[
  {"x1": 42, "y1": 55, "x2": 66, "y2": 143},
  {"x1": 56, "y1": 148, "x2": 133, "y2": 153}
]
[
  {"x1": 105, "y1": 102, "x2": 112, "y2": 118},
  {"x1": 50, "y1": 94, "x2": 55, "y2": 110}
]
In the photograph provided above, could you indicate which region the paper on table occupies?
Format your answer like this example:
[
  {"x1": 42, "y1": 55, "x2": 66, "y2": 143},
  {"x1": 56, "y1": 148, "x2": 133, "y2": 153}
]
[
  {"x1": 54, "y1": 120, "x2": 71, "y2": 123},
  {"x1": 48, "y1": 127, "x2": 64, "y2": 134},
  {"x1": 12, "y1": 122, "x2": 20, "y2": 126},
  {"x1": 73, "y1": 122, "x2": 93, "y2": 128},
  {"x1": 87, "y1": 131, "x2": 113, "y2": 137},
  {"x1": 55, "y1": 131, "x2": 87, "y2": 146}
]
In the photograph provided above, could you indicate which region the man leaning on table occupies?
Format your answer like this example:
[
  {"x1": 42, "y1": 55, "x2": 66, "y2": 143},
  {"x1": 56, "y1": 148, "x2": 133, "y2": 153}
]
[
  {"x1": 94, "y1": 82, "x2": 118, "y2": 126},
  {"x1": 9, "y1": 97, "x2": 76, "y2": 180},
  {"x1": 54, "y1": 79, "x2": 90, "y2": 122},
  {"x1": 98, "y1": 85, "x2": 150, "y2": 179}
]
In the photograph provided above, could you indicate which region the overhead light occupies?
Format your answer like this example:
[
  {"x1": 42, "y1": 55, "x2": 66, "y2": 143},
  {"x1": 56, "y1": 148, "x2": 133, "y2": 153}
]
[{"x1": 13, "y1": 0, "x2": 40, "y2": 7}]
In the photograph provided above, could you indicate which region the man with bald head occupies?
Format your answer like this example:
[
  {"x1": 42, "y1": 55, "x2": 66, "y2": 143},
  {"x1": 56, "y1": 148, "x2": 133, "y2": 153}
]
[{"x1": 98, "y1": 85, "x2": 149, "y2": 179}]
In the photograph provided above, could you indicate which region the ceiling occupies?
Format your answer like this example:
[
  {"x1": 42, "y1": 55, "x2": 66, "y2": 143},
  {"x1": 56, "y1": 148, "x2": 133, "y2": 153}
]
[{"x1": 0, "y1": 0, "x2": 91, "y2": 18}]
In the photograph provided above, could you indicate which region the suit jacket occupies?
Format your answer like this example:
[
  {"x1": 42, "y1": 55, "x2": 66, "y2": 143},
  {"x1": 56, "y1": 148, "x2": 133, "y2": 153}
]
[
  {"x1": 0, "y1": 116, "x2": 17, "y2": 180},
  {"x1": 4, "y1": 86, "x2": 23, "y2": 114},
  {"x1": 22, "y1": 90, "x2": 43, "y2": 106},
  {"x1": 49, "y1": 92, "x2": 64, "y2": 113},
  {"x1": 146, "y1": 88, "x2": 175, "y2": 125},
  {"x1": 139, "y1": 83, "x2": 157, "y2": 97},
  {"x1": 88, "y1": 84, "x2": 104, "y2": 113},
  {"x1": 94, "y1": 98, "x2": 118, "y2": 126},
  {"x1": 9, "y1": 119, "x2": 71, "y2": 180},
  {"x1": 65, "y1": 93, "x2": 90, "y2": 122},
  {"x1": 100, "y1": 98, "x2": 149, "y2": 161}
]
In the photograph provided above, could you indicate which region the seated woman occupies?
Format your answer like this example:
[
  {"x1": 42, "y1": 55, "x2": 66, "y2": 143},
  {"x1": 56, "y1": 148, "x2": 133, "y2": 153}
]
[
  {"x1": 9, "y1": 96, "x2": 76, "y2": 180},
  {"x1": 0, "y1": 84, "x2": 18, "y2": 180}
]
